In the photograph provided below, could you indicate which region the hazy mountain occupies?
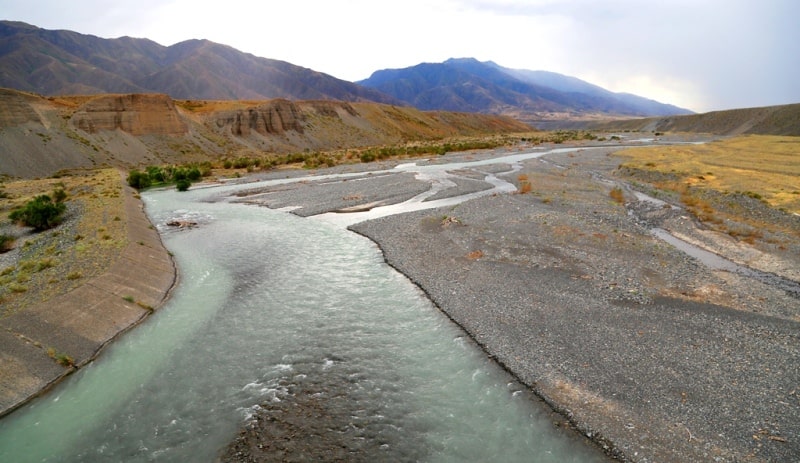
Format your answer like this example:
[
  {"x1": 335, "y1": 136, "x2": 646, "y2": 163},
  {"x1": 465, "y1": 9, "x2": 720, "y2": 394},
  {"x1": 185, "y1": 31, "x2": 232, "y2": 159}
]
[
  {"x1": 359, "y1": 58, "x2": 693, "y2": 122},
  {"x1": 0, "y1": 21, "x2": 397, "y2": 103},
  {"x1": 0, "y1": 21, "x2": 692, "y2": 125}
]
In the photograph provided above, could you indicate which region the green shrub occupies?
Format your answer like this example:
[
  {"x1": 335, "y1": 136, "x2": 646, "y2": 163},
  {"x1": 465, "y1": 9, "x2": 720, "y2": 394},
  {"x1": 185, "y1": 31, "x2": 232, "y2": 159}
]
[
  {"x1": 146, "y1": 166, "x2": 166, "y2": 183},
  {"x1": 187, "y1": 167, "x2": 202, "y2": 181},
  {"x1": 127, "y1": 170, "x2": 152, "y2": 190},
  {"x1": 9, "y1": 195, "x2": 66, "y2": 231},
  {"x1": 176, "y1": 179, "x2": 191, "y2": 192}
]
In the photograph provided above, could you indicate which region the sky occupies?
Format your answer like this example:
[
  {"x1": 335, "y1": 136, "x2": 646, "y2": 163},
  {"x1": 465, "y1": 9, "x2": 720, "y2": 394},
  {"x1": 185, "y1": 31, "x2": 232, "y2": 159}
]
[{"x1": 2, "y1": 0, "x2": 798, "y2": 113}]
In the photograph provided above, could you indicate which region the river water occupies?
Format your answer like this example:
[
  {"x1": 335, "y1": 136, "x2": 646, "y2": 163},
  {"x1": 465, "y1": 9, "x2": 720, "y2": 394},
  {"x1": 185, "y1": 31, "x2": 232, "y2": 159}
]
[{"x1": 0, "y1": 174, "x2": 606, "y2": 461}]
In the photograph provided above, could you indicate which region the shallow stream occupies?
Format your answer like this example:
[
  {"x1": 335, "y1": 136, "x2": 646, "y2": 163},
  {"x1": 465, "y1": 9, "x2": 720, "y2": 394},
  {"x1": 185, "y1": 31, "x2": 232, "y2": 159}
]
[{"x1": 0, "y1": 177, "x2": 605, "y2": 461}]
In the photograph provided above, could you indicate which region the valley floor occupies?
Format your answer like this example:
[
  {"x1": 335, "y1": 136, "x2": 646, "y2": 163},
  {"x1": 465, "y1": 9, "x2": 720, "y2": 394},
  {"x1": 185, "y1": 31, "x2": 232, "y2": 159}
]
[
  {"x1": 2, "y1": 135, "x2": 798, "y2": 462},
  {"x1": 222, "y1": 137, "x2": 799, "y2": 462}
]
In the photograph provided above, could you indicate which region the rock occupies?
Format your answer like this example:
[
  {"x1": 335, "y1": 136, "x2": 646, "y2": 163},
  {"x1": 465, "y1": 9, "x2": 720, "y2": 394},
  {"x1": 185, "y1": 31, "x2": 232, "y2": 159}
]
[{"x1": 166, "y1": 220, "x2": 197, "y2": 228}]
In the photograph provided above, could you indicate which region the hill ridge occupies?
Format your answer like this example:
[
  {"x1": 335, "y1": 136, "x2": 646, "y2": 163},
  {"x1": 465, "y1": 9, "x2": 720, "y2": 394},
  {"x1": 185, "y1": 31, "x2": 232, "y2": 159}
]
[{"x1": 0, "y1": 88, "x2": 532, "y2": 179}]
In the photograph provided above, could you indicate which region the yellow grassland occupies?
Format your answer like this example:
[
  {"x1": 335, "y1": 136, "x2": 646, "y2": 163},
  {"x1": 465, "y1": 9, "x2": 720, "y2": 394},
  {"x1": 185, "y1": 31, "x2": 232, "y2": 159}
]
[{"x1": 615, "y1": 135, "x2": 800, "y2": 214}]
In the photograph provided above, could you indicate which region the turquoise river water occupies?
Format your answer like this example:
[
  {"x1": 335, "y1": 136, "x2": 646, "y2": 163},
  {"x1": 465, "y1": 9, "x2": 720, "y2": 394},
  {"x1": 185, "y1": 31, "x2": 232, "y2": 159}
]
[{"x1": 0, "y1": 159, "x2": 609, "y2": 461}]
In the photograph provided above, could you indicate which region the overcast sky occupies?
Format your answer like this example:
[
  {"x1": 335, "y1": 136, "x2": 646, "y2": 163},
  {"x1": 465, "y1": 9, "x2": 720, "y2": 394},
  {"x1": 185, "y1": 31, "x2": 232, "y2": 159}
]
[{"x1": 2, "y1": 0, "x2": 798, "y2": 112}]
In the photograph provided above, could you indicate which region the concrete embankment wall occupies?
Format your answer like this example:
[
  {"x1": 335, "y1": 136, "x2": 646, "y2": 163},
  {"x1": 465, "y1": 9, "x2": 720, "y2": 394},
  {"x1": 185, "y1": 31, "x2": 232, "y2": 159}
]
[{"x1": 0, "y1": 180, "x2": 176, "y2": 417}]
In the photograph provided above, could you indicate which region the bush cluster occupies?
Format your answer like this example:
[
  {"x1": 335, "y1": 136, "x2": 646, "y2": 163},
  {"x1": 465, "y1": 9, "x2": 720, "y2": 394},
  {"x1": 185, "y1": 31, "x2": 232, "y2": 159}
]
[
  {"x1": 358, "y1": 139, "x2": 510, "y2": 163},
  {"x1": 127, "y1": 163, "x2": 211, "y2": 191},
  {"x1": 520, "y1": 130, "x2": 597, "y2": 145},
  {"x1": 9, "y1": 190, "x2": 67, "y2": 231}
]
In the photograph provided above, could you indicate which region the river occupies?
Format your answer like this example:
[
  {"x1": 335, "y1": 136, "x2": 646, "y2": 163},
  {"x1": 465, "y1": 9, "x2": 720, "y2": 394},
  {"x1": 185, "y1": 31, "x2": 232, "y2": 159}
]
[{"x1": 0, "y1": 169, "x2": 606, "y2": 461}]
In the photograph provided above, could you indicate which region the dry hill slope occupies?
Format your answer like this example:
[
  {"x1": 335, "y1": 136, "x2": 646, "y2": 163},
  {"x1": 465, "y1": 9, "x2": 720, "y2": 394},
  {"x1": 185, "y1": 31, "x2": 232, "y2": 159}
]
[
  {"x1": 562, "y1": 103, "x2": 800, "y2": 136},
  {"x1": 0, "y1": 88, "x2": 532, "y2": 179}
]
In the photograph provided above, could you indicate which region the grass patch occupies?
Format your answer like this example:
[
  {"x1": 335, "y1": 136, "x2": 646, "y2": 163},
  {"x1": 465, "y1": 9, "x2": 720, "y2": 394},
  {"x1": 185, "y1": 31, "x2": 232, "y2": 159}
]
[
  {"x1": 615, "y1": 135, "x2": 800, "y2": 242},
  {"x1": 46, "y1": 348, "x2": 75, "y2": 367},
  {"x1": 609, "y1": 187, "x2": 625, "y2": 204},
  {"x1": 8, "y1": 282, "x2": 27, "y2": 293},
  {"x1": 616, "y1": 135, "x2": 800, "y2": 214},
  {"x1": 517, "y1": 174, "x2": 532, "y2": 194},
  {"x1": 136, "y1": 301, "x2": 154, "y2": 312}
]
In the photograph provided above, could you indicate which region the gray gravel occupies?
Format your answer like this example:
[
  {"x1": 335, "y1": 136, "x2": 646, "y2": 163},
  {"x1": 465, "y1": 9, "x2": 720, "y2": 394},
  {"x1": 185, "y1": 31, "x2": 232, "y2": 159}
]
[{"x1": 226, "y1": 141, "x2": 800, "y2": 462}]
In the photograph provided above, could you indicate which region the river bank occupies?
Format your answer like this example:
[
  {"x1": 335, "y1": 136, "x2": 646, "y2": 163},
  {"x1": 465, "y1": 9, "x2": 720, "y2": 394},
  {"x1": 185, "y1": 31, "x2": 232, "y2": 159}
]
[
  {"x1": 0, "y1": 176, "x2": 177, "y2": 417},
  {"x1": 222, "y1": 137, "x2": 799, "y2": 462}
]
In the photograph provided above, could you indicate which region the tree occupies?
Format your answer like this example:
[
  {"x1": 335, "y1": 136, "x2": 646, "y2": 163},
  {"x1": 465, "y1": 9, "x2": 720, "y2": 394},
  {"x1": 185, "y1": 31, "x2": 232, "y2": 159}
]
[
  {"x1": 176, "y1": 179, "x2": 191, "y2": 191},
  {"x1": 127, "y1": 170, "x2": 152, "y2": 190}
]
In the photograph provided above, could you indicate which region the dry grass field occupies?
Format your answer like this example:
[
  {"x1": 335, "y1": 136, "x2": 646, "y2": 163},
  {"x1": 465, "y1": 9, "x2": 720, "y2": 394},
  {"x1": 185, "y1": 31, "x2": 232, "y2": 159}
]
[
  {"x1": 615, "y1": 135, "x2": 800, "y2": 243},
  {"x1": 0, "y1": 169, "x2": 127, "y2": 315},
  {"x1": 617, "y1": 136, "x2": 800, "y2": 213}
]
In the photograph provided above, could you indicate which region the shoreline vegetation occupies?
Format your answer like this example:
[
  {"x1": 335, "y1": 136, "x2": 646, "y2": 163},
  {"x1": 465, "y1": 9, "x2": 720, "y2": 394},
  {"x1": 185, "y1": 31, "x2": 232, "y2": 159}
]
[{"x1": 1, "y1": 133, "x2": 799, "y2": 462}]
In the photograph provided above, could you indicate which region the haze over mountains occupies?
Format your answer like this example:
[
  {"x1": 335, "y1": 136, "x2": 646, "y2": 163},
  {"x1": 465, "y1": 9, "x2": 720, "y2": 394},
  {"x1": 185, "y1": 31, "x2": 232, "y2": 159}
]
[
  {"x1": 358, "y1": 58, "x2": 693, "y2": 123},
  {"x1": 0, "y1": 21, "x2": 691, "y2": 123}
]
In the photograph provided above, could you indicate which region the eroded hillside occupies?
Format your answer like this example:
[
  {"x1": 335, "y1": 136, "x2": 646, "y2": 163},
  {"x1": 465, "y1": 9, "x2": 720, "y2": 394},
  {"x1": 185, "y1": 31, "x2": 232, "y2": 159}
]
[
  {"x1": 0, "y1": 89, "x2": 532, "y2": 179},
  {"x1": 551, "y1": 103, "x2": 800, "y2": 136}
]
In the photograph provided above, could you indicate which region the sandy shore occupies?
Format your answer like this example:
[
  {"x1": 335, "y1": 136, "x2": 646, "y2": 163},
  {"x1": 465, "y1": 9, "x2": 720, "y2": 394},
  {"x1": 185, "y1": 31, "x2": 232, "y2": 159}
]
[{"x1": 222, "y1": 139, "x2": 799, "y2": 462}]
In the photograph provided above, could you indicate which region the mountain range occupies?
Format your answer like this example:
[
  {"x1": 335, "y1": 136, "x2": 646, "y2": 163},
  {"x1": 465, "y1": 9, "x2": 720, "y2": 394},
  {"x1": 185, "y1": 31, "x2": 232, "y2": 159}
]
[
  {"x1": 358, "y1": 58, "x2": 692, "y2": 123},
  {"x1": 0, "y1": 21, "x2": 396, "y2": 104},
  {"x1": 0, "y1": 21, "x2": 691, "y2": 123}
]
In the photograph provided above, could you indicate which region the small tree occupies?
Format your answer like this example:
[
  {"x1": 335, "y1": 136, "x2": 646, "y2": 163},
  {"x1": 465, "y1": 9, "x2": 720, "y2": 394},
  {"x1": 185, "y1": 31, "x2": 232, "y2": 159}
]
[
  {"x1": 127, "y1": 170, "x2": 152, "y2": 190},
  {"x1": 9, "y1": 194, "x2": 66, "y2": 231},
  {"x1": 176, "y1": 179, "x2": 191, "y2": 192}
]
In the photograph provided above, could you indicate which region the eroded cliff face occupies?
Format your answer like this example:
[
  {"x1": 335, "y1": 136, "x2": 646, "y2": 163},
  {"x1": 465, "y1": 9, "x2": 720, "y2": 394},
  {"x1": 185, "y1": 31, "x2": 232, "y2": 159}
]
[
  {"x1": 71, "y1": 94, "x2": 187, "y2": 136},
  {"x1": 213, "y1": 99, "x2": 305, "y2": 136},
  {"x1": 0, "y1": 88, "x2": 48, "y2": 127}
]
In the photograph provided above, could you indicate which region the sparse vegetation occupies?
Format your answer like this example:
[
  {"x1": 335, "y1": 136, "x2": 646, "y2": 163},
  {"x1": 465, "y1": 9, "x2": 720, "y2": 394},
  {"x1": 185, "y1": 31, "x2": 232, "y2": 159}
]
[
  {"x1": 0, "y1": 169, "x2": 127, "y2": 315},
  {"x1": 46, "y1": 347, "x2": 75, "y2": 367},
  {"x1": 0, "y1": 233, "x2": 15, "y2": 253},
  {"x1": 615, "y1": 135, "x2": 800, "y2": 240},
  {"x1": 609, "y1": 187, "x2": 625, "y2": 204},
  {"x1": 616, "y1": 136, "x2": 800, "y2": 214},
  {"x1": 517, "y1": 174, "x2": 532, "y2": 194}
]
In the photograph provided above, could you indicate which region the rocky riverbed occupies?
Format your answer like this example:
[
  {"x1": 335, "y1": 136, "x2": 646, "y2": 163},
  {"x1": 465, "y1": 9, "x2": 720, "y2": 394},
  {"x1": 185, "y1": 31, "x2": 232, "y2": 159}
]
[{"x1": 219, "y1": 137, "x2": 799, "y2": 462}]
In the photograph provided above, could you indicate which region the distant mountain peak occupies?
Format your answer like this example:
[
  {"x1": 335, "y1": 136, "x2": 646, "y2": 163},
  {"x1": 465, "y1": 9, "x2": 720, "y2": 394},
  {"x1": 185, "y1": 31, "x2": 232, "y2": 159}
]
[
  {"x1": 0, "y1": 20, "x2": 399, "y2": 104},
  {"x1": 359, "y1": 58, "x2": 693, "y2": 123}
]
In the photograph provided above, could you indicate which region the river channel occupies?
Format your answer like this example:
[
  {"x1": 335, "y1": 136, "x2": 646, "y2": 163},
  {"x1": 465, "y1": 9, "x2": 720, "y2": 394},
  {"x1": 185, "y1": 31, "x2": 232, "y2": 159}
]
[{"x1": 0, "y1": 151, "x2": 609, "y2": 461}]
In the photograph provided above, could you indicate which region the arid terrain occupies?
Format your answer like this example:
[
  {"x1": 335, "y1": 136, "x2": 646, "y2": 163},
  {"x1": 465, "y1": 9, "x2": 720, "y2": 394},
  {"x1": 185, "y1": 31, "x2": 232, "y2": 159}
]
[
  {"x1": 0, "y1": 89, "x2": 798, "y2": 461},
  {"x1": 217, "y1": 135, "x2": 799, "y2": 462}
]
